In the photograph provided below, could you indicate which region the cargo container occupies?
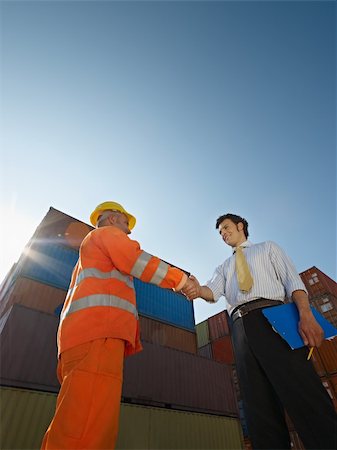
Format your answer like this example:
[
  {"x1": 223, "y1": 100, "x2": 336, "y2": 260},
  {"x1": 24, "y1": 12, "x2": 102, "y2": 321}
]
[
  {"x1": 300, "y1": 267, "x2": 337, "y2": 299},
  {"x1": 314, "y1": 338, "x2": 337, "y2": 375},
  {"x1": 195, "y1": 320, "x2": 210, "y2": 347},
  {"x1": 310, "y1": 293, "x2": 337, "y2": 329},
  {"x1": 0, "y1": 304, "x2": 60, "y2": 392},
  {"x1": 211, "y1": 335, "x2": 235, "y2": 365},
  {"x1": 134, "y1": 278, "x2": 195, "y2": 331},
  {"x1": 321, "y1": 376, "x2": 337, "y2": 410},
  {"x1": 0, "y1": 387, "x2": 244, "y2": 450},
  {"x1": 208, "y1": 310, "x2": 230, "y2": 340},
  {"x1": 0, "y1": 276, "x2": 66, "y2": 318},
  {"x1": 139, "y1": 316, "x2": 197, "y2": 354},
  {"x1": 197, "y1": 343, "x2": 213, "y2": 359},
  {"x1": 31, "y1": 207, "x2": 92, "y2": 249},
  {"x1": 123, "y1": 341, "x2": 238, "y2": 416},
  {"x1": 1, "y1": 305, "x2": 237, "y2": 416},
  {"x1": 16, "y1": 241, "x2": 79, "y2": 291}
]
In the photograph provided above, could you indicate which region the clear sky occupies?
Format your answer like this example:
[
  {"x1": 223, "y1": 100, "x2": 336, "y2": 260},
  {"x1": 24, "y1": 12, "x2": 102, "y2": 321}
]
[{"x1": 1, "y1": 0, "x2": 336, "y2": 324}]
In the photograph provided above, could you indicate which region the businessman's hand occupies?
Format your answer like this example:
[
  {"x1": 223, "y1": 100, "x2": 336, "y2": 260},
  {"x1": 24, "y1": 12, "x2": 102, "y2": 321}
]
[{"x1": 181, "y1": 275, "x2": 201, "y2": 300}]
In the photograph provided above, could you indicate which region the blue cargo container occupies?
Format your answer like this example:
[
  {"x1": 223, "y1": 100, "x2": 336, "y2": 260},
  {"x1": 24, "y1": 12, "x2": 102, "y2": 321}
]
[
  {"x1": 17, "y1": 242, "x2": 78, "y2": 291},
  {"x1": 15, "y1": 238, "x2": 195, "y2": 330},
  {"x1": 134, "y1": 278, "x2": 195, "y2": 331}
]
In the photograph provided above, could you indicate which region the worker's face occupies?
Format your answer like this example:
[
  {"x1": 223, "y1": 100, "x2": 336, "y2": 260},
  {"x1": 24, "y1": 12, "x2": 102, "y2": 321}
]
[
  {"x1": 218, "y1": 219, "x2": 246, "y2": 248},
  {"x1": 109, "y1": 212, "x2": 131, "y2": 235}
]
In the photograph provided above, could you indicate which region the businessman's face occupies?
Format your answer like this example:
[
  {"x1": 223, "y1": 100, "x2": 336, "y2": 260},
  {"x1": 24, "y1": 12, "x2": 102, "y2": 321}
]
[{"x1": 218, "y1": 219, "x2": 246, "y2": 248}]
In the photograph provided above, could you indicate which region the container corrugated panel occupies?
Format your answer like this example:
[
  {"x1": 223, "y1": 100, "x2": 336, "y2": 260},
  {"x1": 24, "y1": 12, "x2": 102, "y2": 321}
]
[
  {"x1": 17, "y1": 242, "x2": 79, "y2": 291},
  {"x1": 31, "y1": 207, "x2": 93, "y2": 250},
  {"x1": 134, "y1": 278, "x2": 195, "y2": 331},
  {"x1": 0, "y1": 276, "x2": 66, "y2": 318},
  {"x1": 211, "y1": 336, "x2": 235, "y2": 365},
  {"x1": 123, "y1": 342, "x2": 238, "y2": 416},
  {"x1": 0, "y1": 387, "x2": 244, "y2": 450},
  {"x1": 311, "y1": 347, "x2": 326, "y2": 377},
  {"x1": 315, "y1": 338, "x2": 337, "y2": 375},
  {"x1": 0, "y1": 304, "x2": 59, "y2": 392},
  {"x1": 197, "y1": 343, "x2": 213, "y2": 359},
  {"x1": 0, "y1": 387, "x2": 57, "y2": 450},
  {"x1": 117, "y1": 403, "x2": 244, "y2": 450},
  {"x1": 300, "y1": 266, "x2": 337, "y2": 299},
  {"x1": 195, "y1": 320, "x2": 210, "y2": 347},
  {"x1": 139, "y1": 316, "x2": 197, "y2": 354},
  {"x1": 208, "y1": 310, "x2": 230, "y2": 340}
]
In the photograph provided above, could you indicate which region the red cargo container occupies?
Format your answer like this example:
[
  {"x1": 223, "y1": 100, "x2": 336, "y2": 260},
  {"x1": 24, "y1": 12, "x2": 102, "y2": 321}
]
[
  {"x1": 300, "y1": 267, "x2": 337, "y2": 299},
  {"x1": 289, "y1": 430, "x2": 305, "y2": 450},
  {"x1": 0, "y1": 304, "x2": 59, "y2": 392},
  {"x1": 208, "y1": 311, "x2": 230, "y2": 340},
  {"x1": 211, "y1": 336, "x2": 235, "y2": 365},
  {"x1": 0, "y1": 276, "x2": 66, "y2": 318},
  {"x1": 321, "y1": 376, "x2": 337, "y2": 410},
  {"x1": 139, "y1": 316, "x2": 197, "y2": 354},
  {"x1": 123, "y1": 342, "x2": 239, "y2": 416}
]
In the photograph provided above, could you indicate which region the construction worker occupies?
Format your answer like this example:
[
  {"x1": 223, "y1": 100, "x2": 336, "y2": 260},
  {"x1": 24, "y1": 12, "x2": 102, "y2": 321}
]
[{"x1": 41, "y1": 201, "x2": 194, "y2": 450}]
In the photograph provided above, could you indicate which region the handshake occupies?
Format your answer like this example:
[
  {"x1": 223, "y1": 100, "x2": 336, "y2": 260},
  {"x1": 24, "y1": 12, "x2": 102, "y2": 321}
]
[{"x1": 181, "y1": 275, "x2": 201, "y2": 301}]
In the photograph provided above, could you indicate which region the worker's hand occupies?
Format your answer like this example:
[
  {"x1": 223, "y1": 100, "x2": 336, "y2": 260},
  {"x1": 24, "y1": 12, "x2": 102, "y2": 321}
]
[
  {"x1": 298, "y1": 310, "x2": 324, "y2": 348},
  {"x1": 181, "y1": 275, "x2": 201, "y2": 301}
]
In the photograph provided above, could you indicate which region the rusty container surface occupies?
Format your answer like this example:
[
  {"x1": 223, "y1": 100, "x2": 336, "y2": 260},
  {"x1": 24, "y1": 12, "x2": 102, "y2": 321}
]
[
  {"x1": 0, "y1": 304, "x2": 59, "y2": 392},
  {"x1": 211, "y1": 336, "x2": 235, "y2": 365},
  {"x1": 208, "y1": 310, "x2": 230, "y2": 340},
  {"x1": 300, "y1": 267, "x2": 337, "y2": 299},
  {"x1": 0, "y1": 276, "x2": 66, "y2": 318},
  {"x1": 123, "y1": 341, "x2": 238, "y2": 416},
  {"x1": 139, "y1": 316, "x2": 197, "y2": 354}
]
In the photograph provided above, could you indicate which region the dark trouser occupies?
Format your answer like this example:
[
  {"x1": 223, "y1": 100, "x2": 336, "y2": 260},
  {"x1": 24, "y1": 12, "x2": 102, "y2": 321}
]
[{"x1": 231, "y1": 308, "x2": 337, "y2": 450}]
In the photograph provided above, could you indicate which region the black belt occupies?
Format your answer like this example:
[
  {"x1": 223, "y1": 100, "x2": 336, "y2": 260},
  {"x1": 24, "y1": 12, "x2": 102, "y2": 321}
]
[{"x1": 231, "y1": 298, "x2": 283, "y2": 323}]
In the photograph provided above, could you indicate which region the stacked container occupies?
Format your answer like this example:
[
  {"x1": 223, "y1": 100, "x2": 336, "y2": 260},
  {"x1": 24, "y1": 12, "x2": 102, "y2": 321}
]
[
  {"x1": 0, "y1": 207, "x2": 243, "y2": 449},
  {"x1": 300, "y1": 267, "x2": 337, "y2": 412}
]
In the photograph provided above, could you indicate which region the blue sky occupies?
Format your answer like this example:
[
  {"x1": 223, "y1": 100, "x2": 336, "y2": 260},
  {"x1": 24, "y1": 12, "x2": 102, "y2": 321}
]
[{"x1": 1, "y1": 0, "x2": 336, "y2": 324}]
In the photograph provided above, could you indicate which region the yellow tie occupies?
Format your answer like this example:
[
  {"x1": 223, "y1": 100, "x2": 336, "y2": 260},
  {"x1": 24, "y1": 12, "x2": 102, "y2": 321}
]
[{"x1": 235, "y1": 246, "x2": 253, "y2": 292}]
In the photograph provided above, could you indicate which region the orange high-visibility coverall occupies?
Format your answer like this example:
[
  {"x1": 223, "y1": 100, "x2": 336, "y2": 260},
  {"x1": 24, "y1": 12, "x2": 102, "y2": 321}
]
[{"x1": 41, "y1": 225, "x2": 187, "y2": 450}]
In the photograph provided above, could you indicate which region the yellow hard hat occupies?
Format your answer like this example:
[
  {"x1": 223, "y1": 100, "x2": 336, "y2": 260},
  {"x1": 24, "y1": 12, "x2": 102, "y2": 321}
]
[{"x1": 90, "y1": 201, "x2": 136, "y2": 229}]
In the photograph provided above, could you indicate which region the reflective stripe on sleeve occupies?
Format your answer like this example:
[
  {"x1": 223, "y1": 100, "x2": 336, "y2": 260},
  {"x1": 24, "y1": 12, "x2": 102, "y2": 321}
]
[
  {"x1": 150, "y1": 260, "x2": 169, "y2": 285},
  {"x1": 61, "y1": 294, "x2": 138, "y2": 321},
  {"x1": 130, "y1": 251, "x2": 152, "y2": 278},
  {"x1": 76, "y1": 268, "x2": 134, "y2": 289}
]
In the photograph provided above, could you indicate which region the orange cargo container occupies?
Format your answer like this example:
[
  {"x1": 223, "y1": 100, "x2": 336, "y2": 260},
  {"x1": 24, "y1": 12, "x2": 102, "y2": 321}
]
[
  {"x1": 208, "y1": 310, "x2": 230, "y2": 340},
  {"x1": 139, "y1": 316, "x2": 197, "y2": 354},
  {"x1": 300, "y1": 267, "x2": 337, "y2": 299},
  {"x1": 211, "y1": 336, "x2": 235, "y2": 365},
  {"x1": 0, "y1": 276, "x2": 66, "y2": 318}
]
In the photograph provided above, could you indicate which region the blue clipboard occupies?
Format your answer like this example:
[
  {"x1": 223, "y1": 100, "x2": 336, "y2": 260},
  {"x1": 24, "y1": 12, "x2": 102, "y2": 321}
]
[{"x1": 262, "y1": 302, "x2": 337, "y2": 349}]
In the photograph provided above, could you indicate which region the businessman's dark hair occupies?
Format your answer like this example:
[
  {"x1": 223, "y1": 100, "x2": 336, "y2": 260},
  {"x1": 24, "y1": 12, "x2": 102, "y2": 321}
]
[{"x1": 215, "y1": 214, "x2": 249, "y2": 238}]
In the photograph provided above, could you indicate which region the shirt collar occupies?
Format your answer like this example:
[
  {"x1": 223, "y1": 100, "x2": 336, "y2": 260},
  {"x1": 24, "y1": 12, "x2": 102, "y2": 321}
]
[{"x1": 233, "y1": 240, "x2": 253, "y2": 254}]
